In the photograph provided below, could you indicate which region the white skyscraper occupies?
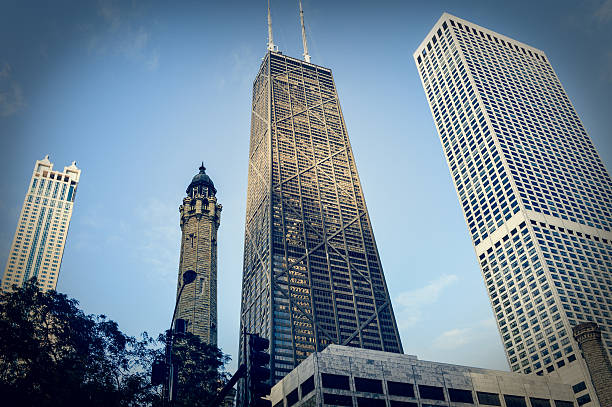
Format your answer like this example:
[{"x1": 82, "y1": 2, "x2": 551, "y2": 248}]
[
  {"x1": 2, "y1": 155, "x2": 81, "y2": 293},
  {"x1": 415, "y1": 13, "x2": 611, "y2": 407}
]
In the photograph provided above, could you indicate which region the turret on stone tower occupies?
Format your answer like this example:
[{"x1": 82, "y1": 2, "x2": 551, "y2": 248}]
[{"x1": 175, "y1": 163, "x2": 222, "y2": 344}]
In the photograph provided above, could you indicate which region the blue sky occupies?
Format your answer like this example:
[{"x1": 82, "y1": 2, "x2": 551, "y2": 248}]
[{"x1": 1, "y1": 0, "x2": 611, "y2": 373}]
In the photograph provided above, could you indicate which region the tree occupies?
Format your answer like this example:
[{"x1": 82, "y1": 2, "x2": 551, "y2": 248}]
[
  {"x1": 0, "y1": 279, "x2": 230, "y2": 407},
  {"x1": 165, "y1": 331, "x2": 230, "y2": 407}
]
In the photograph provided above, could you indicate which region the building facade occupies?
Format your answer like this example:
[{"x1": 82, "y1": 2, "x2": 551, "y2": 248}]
[
  {"x1": 1, "y1": 155, "x2": 81, "y2": 293},
  {"x1": 239, "y1": 51, "x2": 403, "y2": 385},
  {"x1": 414, "y1": 13, "x2": 611, "y2": 406},
  {"x1": 270, "y1": 344, "x2": 578, "y2": 407},
  {"x1": 175, "y1": 164, "x2": 221, "y2": 344}
]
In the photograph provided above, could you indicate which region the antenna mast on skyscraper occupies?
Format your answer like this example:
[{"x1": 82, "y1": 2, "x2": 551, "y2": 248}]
[
  {"x1": 267, "y1": 0, "x2": 275, "y2": 51},
  {"x1": 299, "y1": 0, "x2": 311, "y2": 62}
]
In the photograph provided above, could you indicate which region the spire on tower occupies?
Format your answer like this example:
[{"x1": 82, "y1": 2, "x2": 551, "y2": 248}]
[
  {"x1": 299, "y1": 0, "x2": 311, "y2": 62},
  {"x1": 267, "y1": 0, "x2": 275, "y2": 51}
]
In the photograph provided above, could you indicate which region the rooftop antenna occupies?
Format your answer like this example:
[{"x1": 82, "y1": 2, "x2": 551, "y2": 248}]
[
  {"x1": 299, "y1": 0, "x2": 311, "y2": 62},
  {"x1": 267, "y1": 0, "x2": 275, "y2": 51}
]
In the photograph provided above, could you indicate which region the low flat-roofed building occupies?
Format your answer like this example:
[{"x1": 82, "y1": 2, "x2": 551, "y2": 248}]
[{"x1": 270, "y1": 345, "x2": 577, "y2": 407}]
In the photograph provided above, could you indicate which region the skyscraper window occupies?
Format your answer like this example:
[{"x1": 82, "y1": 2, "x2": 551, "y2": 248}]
[
  {"x1": 1, "y1": 156, "x2": 81, "y2": 293},
  {"x1": 415, "y1": 13, "x2": 611, "y2": 406},
  {"x1": 239, "y1": 51, "x2": 403, "y2": 385}
]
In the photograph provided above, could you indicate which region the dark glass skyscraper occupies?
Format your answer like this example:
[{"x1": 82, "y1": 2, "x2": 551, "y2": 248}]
[{"x1": 239, "y1": 51, "x2": 403, "y2": 384}]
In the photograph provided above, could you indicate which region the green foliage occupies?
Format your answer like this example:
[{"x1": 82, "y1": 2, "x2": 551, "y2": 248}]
[
  {"x1": 0, "y1": 279, "x2": 230, "y2": 407},
  {"x1": 165, "y1": 332, "x2": 231, "y2": 407}
]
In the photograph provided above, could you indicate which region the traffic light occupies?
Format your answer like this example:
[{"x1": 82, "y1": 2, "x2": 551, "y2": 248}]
[
  {"x1": 151, "y1": 359, "x2": 167, "y2": 386},
  {"x1": 247, "y1": 334, "x2": 271, "y2": 407},
  {"x1": 174, "y1": 318, "x2": 186, "y2": 334}
]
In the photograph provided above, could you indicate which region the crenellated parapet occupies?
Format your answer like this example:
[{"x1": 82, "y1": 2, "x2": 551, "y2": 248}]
[{"x1": 179, "y1": 196, "x2": 222, "y2": 228}]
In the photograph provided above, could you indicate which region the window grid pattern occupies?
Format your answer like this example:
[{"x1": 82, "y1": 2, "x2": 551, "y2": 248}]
[
  {"x1": 417, "y1": 21, "x2": 520, "y2": 247},
  {"x1": 454, "y1": 24, "x2": 611, "y2": 233},
  {"x1": 534, "y1": 222, "x2": 612, "y2": 349},
  {"x1": 415, "y1": 13, "x2": 612, "y2": 394},
  {"x1": 480, "y1": 221, "x2": 575, "y2": 374},
  {"x1": 2, "y1": 158, "x2": 79, "y2": 293},
  {"x1": 239, "y1": 52, "x2": 403, "y2": 385}
]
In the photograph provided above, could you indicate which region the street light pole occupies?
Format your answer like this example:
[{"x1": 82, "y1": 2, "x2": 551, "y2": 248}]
[{"x1": 164, "y1": 269, "x2": 197, "y2": 405}]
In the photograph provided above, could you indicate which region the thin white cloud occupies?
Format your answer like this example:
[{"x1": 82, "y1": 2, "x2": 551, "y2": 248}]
[
  {"x1": 589, "y1": 0, "x2": 612, "y2": 81},
  {"x1": 147, "y1": 50, "x2": 160, "y2": 71},
  {"x1": 73, "y1": 199, "x2": 179, "y2": 280},
  {"x1": 116, "y1": 26, "x2": 159, "y2": 71},
  {"x1": 119, "y1": 27, "x2": 149, "y2": 55},
  {"x1": 0, "y1": 63, "x2": 26, "y2": 117},
  {"x1": 478, "y1": 317, "x2": 497, "y2": 329},
  {"x1": 562, "y1": 1, "x2": 612, "y2": 82},
  {"x1": 0, "y1": 64, "x2": 10, "y2": 78},
  {"x1": 98, "y1": 0, "x2": 122, "y2": 31},
  {"x1": 134, "y1": 198, "x2": 180, "y2": 280},
  {"x1": 394, "y1": 274, "x2": 459, "y2": 328},
  {"x1": 433, "y1": 328, "x2": 472, "y2": 350},
  {"x1": 216, "y1": 45, "x2": 257, "y2": 89},
  {"x1": 603, "y1": 50, "x2": 612, "y2": 83},
  {"x1": 83, "y1": 0, "x2": 160, "y2": 71},
  {"x1": 432, "y1": 318, "x2": 498, "y2": 351},
  {"x1": 71, "y1": 205, "x2": 126, "y2": 250},
  {"x1": 595, "y1": 0, "x2": 612, "y2": 23}
]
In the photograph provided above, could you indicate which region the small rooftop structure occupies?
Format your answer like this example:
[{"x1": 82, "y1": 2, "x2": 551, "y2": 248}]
[{"x1": 187, "y1": 163, "x2": 216, "y2": 196}]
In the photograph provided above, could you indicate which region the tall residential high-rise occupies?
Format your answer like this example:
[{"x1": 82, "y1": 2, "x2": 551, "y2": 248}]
[
  {"x1": 415, "y1": 13, "x2": 611, "y2": 406},
  {"x1": 175, "y1": 164, "x2": 222, "y2": 344},
  {"x1": 1, "y1": 155, "x2": 81, "y2": 293},
  {"x1": 238, "y1": 49, "x2": 403, "y2": 386}
]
